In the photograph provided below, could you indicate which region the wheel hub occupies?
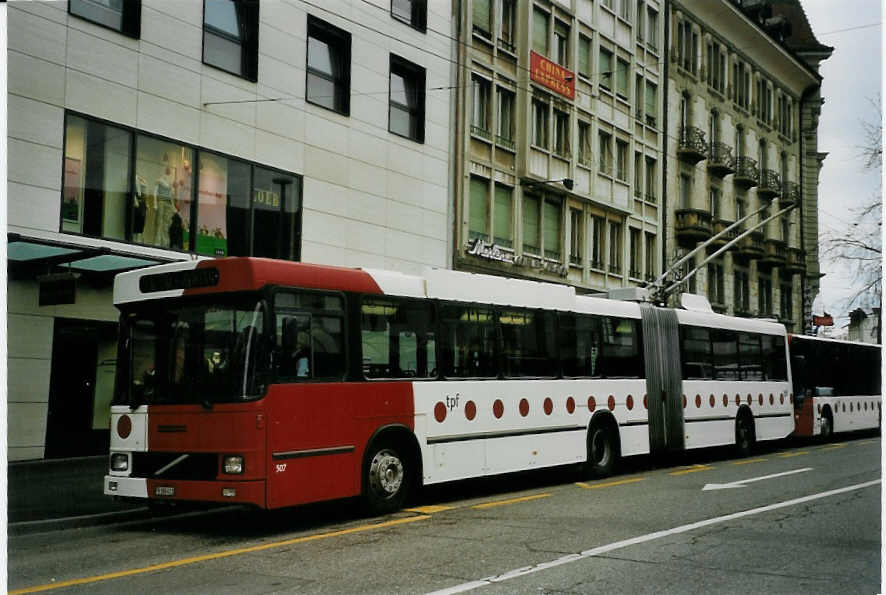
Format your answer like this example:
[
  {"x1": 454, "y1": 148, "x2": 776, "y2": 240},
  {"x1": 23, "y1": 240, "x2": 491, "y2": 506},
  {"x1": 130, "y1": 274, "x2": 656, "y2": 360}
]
[{"x1": 370, "y1": 450, "x2": 403, "y2": 496}]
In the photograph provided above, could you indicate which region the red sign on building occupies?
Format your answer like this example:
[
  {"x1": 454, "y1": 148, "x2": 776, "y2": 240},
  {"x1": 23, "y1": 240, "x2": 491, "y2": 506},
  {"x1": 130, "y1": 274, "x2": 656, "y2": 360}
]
[{"x1": 530, "y1": 51, "x2": 575, "y2": 99}]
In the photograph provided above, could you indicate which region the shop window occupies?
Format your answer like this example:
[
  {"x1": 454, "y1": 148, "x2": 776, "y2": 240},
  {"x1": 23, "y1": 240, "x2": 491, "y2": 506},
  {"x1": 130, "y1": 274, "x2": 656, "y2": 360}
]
[
  {"x1": 251, "y1": 167, "x2": 301, "y2": 260},
  {"x1": 69, "y1": 0, "x2": 141, "y2": 38},
  {"x1": 195, "y1": 152, "x2": 250, "y2": 257},
  {"x1": 389, "y1": 55, "x2": 426, "y2": 143},
  {"x1": 134, "y1": 135, "x2": 194, "y2": 251},
  {"x1": 307, "y1": 17, "x2": 352, "y2": 115},
  {"x1": 62, "y1": 115, "x2": 132, "y2": 241},
  {"x1": 203, "y1": 0, "x2": 259, "y2": 82},
  {"x1": 391, "y1": 0, "x2": 426, "y2": 32}
]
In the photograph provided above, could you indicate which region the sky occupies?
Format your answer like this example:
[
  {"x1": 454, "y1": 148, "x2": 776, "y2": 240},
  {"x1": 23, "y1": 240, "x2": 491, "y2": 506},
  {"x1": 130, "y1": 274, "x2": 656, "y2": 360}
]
[{"x1": 800, "y1": 0, "x2": 882, "y2": 327}]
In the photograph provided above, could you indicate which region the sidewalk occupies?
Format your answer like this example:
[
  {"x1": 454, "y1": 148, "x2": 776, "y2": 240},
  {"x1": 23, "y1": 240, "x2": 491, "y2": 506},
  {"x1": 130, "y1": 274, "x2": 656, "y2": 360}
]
[{"x1": 8, "y1": 455, "x2": 146, "y2": 531}]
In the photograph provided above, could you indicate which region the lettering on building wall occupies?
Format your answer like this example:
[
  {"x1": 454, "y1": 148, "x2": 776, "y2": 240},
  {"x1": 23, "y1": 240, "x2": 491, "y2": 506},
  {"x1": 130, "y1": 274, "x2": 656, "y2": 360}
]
[
  {"x1": 466, "y1": 238, "x2": 568, "y2": 277},
  {"x1": 530, "y1": 51, "x2": 575, "y2": 99}
]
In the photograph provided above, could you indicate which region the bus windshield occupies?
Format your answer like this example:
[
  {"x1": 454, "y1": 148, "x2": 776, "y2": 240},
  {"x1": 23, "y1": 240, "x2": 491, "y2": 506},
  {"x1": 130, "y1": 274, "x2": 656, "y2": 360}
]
[{"x1": 117, "y1": 296, "x2": 269, "y2": 406}]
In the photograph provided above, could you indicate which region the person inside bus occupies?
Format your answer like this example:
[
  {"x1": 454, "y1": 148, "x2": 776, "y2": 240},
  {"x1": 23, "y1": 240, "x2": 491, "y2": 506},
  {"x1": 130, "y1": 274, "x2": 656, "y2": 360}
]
[{"x1": 294, "y1": 342, "x2": 310, "y2": 378}]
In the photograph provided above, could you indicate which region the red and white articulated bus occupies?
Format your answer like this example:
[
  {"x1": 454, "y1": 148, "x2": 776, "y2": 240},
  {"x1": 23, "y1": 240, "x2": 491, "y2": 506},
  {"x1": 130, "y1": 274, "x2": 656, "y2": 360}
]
[
  {"x1": 789, "y1": 334, "x2": 881, "y2": 438},
  {"x1": 104, "y1": 258, "x2": 793, "y2": 514}
]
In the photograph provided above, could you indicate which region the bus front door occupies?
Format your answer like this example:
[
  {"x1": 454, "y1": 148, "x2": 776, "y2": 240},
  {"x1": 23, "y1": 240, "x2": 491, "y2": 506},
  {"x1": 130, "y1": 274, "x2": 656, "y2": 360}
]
[{"x1": 640, "y1": 305, "x2": 685, "y2": 454}]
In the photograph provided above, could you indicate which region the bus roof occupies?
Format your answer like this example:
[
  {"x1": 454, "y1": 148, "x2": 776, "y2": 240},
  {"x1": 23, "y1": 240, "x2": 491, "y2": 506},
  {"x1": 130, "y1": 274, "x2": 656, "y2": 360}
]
[{"x1": 788, "y1": 334, "x2": 882, "y2": 349}]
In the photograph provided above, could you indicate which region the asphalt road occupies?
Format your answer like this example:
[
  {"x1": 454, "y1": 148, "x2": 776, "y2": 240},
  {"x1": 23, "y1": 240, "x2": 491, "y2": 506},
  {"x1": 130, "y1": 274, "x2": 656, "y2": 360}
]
[{"x1": 8, "y1": 435, "x2": 881, "y2": 594}]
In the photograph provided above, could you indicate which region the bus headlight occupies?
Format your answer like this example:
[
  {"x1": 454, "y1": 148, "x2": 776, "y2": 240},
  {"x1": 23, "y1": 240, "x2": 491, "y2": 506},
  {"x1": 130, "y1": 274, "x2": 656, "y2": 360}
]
[
  {"x1": 223, "y1": 455, "x2": 244, "y2": 474},
  {"x1": 111, "y1": 453, "x2": 129, "y2": 472}
]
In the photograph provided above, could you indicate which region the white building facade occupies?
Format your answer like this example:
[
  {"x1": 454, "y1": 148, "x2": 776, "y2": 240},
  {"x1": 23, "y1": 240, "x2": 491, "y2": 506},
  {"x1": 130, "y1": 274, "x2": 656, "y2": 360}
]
[{"x1": 7, "y1": 0, "x2": 453, "y2": 461}]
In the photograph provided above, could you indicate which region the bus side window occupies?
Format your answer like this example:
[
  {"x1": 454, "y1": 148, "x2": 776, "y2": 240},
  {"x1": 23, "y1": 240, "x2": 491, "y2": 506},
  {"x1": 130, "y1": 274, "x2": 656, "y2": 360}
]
[
  {"x1": 600, "y1": 317, "x2": 642, "y2": 378},
  {"x1": 274, "y1": 291, "x2": 346, "y2": 382},
  {"x1": 560, "y1": 313, "x2": 601, "y2": 378},
  {"x1": 440, "y1": 303, "x2": 497, "y2": 379},
  {"x1": 360, "y1": 297, "x2": 436, "y2": 379},
  {"x1": 681, "y1": 326, "x2": 713, "y2": 379},
  {"x1": 738, "y1": 332, "x2": 763, "y2": 381},
  {"x1": 761, "y1": 335, "x2": 787, "y2": 381}
]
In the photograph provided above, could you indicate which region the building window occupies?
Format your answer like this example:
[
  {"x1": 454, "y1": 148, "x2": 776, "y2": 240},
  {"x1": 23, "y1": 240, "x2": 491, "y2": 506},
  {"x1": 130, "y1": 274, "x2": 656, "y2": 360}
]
[
  {"x1": 615, "y1": 139, "x2": 629, "y2": 181},
  {"x1": 599, "y1": 131, "x2": 613, "y2": 175},
  {"x1": 759, "y1": 276, "x2": 773, "y2": 316},
  {"x1": 736, "y1": 197, "x2": 746, "y2": 221},
  {"x1": 707, "y1": 262, "x2": 725, "y2": 305},
  {"x1": 680, "y1": 174, "x2": 691, "y2": 209},
  {"x1": 644, "y1": 81, "x2": 657, "y2": 127},
  {"x1": 499, "y1": 0, "x2": 516, "y2": 52},
  {"x1": 389, "y1": 55, "x2": 426, "y2": 142},
  {"x1": 493, "y1": 184, "x2": 513, "y2": 248},
  {"x1": 471, "y1": 75, "x2": 492, "y2": 139},
  {"x1": 531, "y1": 98, "x2": 549, "y2": 149},
  {"x1": 391, "y1": 0, "x2": 426, "y2": 31},
  {"x1": 619, "y1": 0, "x2": 631, "y2": 20},
  {"x1": 645, "y1": 232, "x2": 656, "y2": 279},
  {"x1": 645, "y1": 157, "x2": 656, "y2": 202},
  {"x1": 629, "y1": 228, "x2": 641, "y2": 278},
  {"x1": 473, "y1": 0, "x2": 491, "y2": 37},
  {"x1": 601, "y1": 0, "x2": 613, "y2": 9},
  {"x1": 543, "y1": 198, "x2": 562, "y2": 260},
  {"x1": 591, "y1": 216, "x2": 605, "y2": 269},
  {"x1": 578, "y1": 121, "x2": 592, "y2": 166},
  {"x1": 532, "y1": 7, "x2": 549, "y2": 55},
  {"x1": 709, "y1": 186, "x2": 720, "y2": 219},
  {"x1": 523, "y1": 194, "x2": 540, "y2": 255},
  {"x1": 570, "y1": 209, "x2": 583, "y2": 265},
  {"x1": 203, "y1": 0, "x2": 259, "y2": 82},
  {"x1": 599, "y1": 47, "x2": 613, "y2": 90},
  {"x1": 636, "y1": 0, "x2": 645, "y2": 39},
  {"x1": 69, "y1": 0, "x2": 141, "y2": 38},
  {"x1": 647, "y1": 7, "x2": 658, "y2": 51},
  {"x1": 735, "y1": 124, "x2": 745, "y2": 157},
  {"x1": 706, "y1": 42, "x2": 725, "y2": 94},
  {"x1": 496, "y1": 87, "x2": 515, "y2": 148},
  {"x1": 780, "y1": 282, "x2": 793, "y2": 320},
  {"x1": 469, "y1": 176, "x2": 489, "y2": 241},
  {"x1": 615, "y1": 58, "x2": 629, "y2": 100},
  {"x1": 554, "y1": 109, "x2": 570, "y2": 157},
  {"x1": 734, "y1": 270, "x2": 750, "y2": 314},
  {"x1": 608, "y1": 222, "x2": 621, "y2": 273},
  {"x1": 578, "y1": 35, "x2": 591, "y2": 79},
  {"x1": 554, "y1": 20, "x2": 569, "y2": 66},
  {"x1": 676, "y1": 20, "x2": 697, "y2": 74},
  {"x1": 709, "y1": 110, "x2": 720, "y2": 144},
  {"x1": 62, "y1": 112, "x2": 302, "y2": 259},
  {"x1": 306, "y1": 17, "x2": 351, "y2": 115},
  {"x1": 634, "y1": 151, "x2": 642, "y2": 195},
  {"x1": 782, "y1": 217, "x2": 790, "y2": 243}
]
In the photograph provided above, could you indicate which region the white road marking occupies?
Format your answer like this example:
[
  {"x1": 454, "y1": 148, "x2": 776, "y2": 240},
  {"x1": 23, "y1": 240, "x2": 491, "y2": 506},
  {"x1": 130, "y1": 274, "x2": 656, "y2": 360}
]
[
  {"x1": 702, "y1": 467, "x2": 813, "y2": 491},
  {"x1": 426, "y1": 479, "x2": 880, "y2": 595}
]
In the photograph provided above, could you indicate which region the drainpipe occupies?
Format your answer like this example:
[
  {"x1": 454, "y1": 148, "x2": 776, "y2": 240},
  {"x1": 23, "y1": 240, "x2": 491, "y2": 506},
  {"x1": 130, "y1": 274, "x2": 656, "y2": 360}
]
[
  {"x1": 659, "y1": 0, "x2": 671, "y2": 304},
  {"x1": 798, "y1": 82, "x2": 818, "y2": 333}
]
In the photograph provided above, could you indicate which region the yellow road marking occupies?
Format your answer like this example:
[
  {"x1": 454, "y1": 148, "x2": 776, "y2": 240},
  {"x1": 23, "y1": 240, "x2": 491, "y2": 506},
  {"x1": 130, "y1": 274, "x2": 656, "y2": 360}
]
[
  {"x1": 731, "y1": 458, "x2": 767, "y2": 465},
  {"x1": 669, "y1": 465, "x2": 714, "y2": 476},
  {"x1": 819, "y1": 443, "x2": 847, "y2": 451},
  {"x1": 778, "y1": 451, "x2": 809, "y2": 458},
  {"x1": 471, "y1": 493, "x2": 551, "y2": 509},
  {"x1": 9, "y1": 515, "x2": 429, "y2": 594},
  {"x1": 575, "y1": 477, "x2": 647, "y2": 489},
  {"x1": 404, "y1": 504, "x2": 455, "y2": 514},
  {"x1": 858, "y1": 439, "x2": 880, "y2": 445}
]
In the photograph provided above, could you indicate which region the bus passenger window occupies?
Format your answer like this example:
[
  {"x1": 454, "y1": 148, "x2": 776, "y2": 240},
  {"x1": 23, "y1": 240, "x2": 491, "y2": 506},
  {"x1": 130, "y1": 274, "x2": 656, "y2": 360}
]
[
  {"x1": 361, "y1": 298, "x2": 436, "y2": 379},
  {"x1": 560, "y1": 314, "x2": 602, "y2": 377},
  {"x1": 738, "y1": 332, "x2": 763, "y2": 381},
  {"x1": 761, "y1": 334, "x2": 787, "y2": 381},
  {"x1": 440, "y1": 304, "x2": 497, "y2": 378},
  {"x1": 681, "y1": 326, "x2": 713, "y2": 379},
  {"x1": 600, "y1": 317, "x2": 642, "y2": 378},
  {"x1": 499, "y1": 308, "x2": 557, "y2": 377},
  {"x1": 274, "y1": 291, "x2": 345, "y2": 381},
  {"x1": 711, "y1": 329, "x2": 738, "y2": 380}
]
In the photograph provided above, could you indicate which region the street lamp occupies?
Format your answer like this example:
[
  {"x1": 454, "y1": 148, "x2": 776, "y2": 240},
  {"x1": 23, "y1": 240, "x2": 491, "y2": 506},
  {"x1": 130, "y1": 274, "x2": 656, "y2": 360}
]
[{"x1": 521, "y1": 177, "x2": 574, "y2": 191}]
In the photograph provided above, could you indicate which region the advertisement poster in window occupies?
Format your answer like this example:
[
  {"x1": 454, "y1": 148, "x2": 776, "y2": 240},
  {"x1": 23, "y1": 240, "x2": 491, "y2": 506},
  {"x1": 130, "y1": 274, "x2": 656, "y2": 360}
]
[{"x1": 62, "y1": 157, "x2": 82, "y2": 232}]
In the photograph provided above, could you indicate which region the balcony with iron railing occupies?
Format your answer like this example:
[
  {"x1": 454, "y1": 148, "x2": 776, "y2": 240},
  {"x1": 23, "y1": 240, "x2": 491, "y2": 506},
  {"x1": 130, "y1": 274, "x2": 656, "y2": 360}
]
[
  {"x1": 707, "y1": 142, "x2": 736, "y2": 177},
  {"x1": 708, "y1": 219, "x2": 737, "y2": 252},
  {"x1": 758, "y1": 169, "x2": 781, "y2": 200},
  {"x1": 783, "y1": 246, "x2": 805, "y2": 275},
  {"x1": 734, "y1": 230, "x2": 764, "y2": 261},
  {"x1": 677, "y1": 126, "x2": 707, "y2": 164},
  {"x1": 781, "y1": 181, "x2": 800, "y2": 208},
  {"x1": 733, "y1": 156, "x2": 758, "y2": 189},
  {"x1": 758, "y1": 239, "x2": 786, "y2": 271},
  {"x1": 471, "y1": 125, "x2": 492, "y2": 142},
  {"x1": 496, "y1": 134, "x2": 515, "y2": 151},
  {"x1": 608, "y1": 263, "x2": 622, "y2": 275},
  {"x1": 674, "y1": 208, "x2": 712, "y2": 248}
]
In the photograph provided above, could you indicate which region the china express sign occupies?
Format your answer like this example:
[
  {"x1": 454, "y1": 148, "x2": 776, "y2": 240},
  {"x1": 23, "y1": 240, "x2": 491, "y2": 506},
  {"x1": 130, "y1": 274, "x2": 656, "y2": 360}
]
[
  {"x1": 253, "y1": 188, "x2": 280, "y2": 209},
  {"x1": 530, "y1": 51, "x2": 575, "y2": 99}
]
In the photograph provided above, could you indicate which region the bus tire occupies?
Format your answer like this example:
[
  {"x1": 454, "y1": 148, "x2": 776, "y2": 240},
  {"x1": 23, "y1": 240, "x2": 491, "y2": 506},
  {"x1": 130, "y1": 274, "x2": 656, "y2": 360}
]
[
  {"x1": 586, "y1": 418, "x2": 619, "y2": 478},
  {"x1": 362, "y1": 440, "x2": 410, "y2": 516},
  {"x1": 819, "y1": 407, "x2": 833, "y2": 441},
  {"x1": 735, "y1": 410, "x2": 756, "y2": 457}
]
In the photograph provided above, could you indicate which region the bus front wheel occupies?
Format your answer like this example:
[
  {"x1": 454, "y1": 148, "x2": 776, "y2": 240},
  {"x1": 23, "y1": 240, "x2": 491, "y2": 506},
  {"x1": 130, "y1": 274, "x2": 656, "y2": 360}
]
[
  {"x1": 819, "y1": 408, "x2": 833, "y2": 441},
  {"x1": 735, "y1": 413, "x2": 756, "y2": 457},
  {"x1": 586, "y1": 422, "x2": 618, "y2": 478},
  {"x1": 363, "y1": 441, "x2": 409, "y2": 515}
]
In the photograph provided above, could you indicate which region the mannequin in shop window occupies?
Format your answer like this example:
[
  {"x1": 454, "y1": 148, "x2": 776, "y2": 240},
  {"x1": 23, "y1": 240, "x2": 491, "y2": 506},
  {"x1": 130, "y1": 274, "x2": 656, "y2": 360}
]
[{"x1": 154, "y1": 166, "x2": 176, "y2": 248}]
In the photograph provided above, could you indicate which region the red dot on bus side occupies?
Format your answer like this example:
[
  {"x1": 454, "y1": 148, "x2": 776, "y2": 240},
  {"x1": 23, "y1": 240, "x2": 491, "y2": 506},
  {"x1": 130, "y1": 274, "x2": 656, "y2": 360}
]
[
  {"x1": 864, "y1": 402, "x2": 868, "y2": 411},
  {"x1": 465, "y1": 400, "x2": 477, "y2": 421},
  {"x1": 747, "y1": 394, "x2": 752, "y2": 405},
  {"x1": 780, "y1": 394, "x2": 785, "y2": 405},
  {"x1": 117, "y1": 415, "x2": 132, "y2": 439},
  {"x1": 735, "y1": 394, "x2": 741, "y2": 406},
  {"x1": 626, "y1": 395, "x2": 634, "y2": 410},
  {"x1": 566, "y1": 397, "x2": 575, "y2": 414},
  {"x1": 493, "y1": 399, "x2": 504, "y2": 418},
  {"x1": 682, "y1": 395, "x2": 687, "y2": 408},
  {"x1": 709, "y1": 394, "x2": 716, "y2": 408},
  {"x1": 644, "y1": 394, "x2": 649, "y2": 409},
  {"x1": 607, "y1": 395, "x2": 615, "y2": 411},
  {"x1": 758, "y1": 394, "x2": 764, "y2": 406},
  {"x1": 587, "y1": 396, "x2": 596, "y2": 412},
  {"x1": 769, "y1": 394, "x2": 774, "y2": 405},
  {"x1": 695, "y1": 395, "x2": 702, "y2": 408},
  {"x1": 544, "y1": 397, "x2": 553, "y2": 415},
  {"x1": 850, "y1": 403, "x2": 854, "y2": 412},
  {"x1": 434, "y1": 402, "x2": 447, "y2": 423},
  {"x1": 519, "y1": 398, "x2": 530, "y2": 417},
  {"x1": 723, "y1": 394, "x2": 729, "y2": 407}
]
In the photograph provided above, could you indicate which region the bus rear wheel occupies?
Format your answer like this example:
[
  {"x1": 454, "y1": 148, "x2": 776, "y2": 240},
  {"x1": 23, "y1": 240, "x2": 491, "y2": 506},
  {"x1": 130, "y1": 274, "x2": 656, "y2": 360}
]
[
  {"x1": 586, "y1": 422, "x2": 618, "y2": 478},
  {"x1": 363, "y1": 441, "x2": 409, "y2": 515},
  {"x1": 819, "y1": 409, "x2": 833, "y2": 441},
  {"x1": 735, "y1": 413, "x2": 755, "y2": 457}
]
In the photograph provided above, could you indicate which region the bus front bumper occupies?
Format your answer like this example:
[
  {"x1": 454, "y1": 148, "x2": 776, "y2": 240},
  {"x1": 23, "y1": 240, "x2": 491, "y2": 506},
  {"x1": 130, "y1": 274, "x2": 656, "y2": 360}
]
[{"x1": 104, "y1": 475, "x2": 266, "y2": 507}]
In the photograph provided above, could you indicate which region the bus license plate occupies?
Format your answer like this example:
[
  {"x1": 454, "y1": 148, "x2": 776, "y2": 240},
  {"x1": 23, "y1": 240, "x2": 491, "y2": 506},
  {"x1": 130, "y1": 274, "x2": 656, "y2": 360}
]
[{"x1": 155, "y1": 486, "x2": 175, "y2": 497}]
